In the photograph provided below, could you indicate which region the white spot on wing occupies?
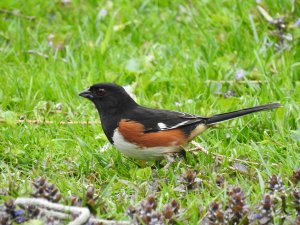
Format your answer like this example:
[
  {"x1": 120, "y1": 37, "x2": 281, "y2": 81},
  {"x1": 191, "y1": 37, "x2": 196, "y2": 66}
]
[{"x1": 158, "y1": 122, "x2": 167, "y2": 129}]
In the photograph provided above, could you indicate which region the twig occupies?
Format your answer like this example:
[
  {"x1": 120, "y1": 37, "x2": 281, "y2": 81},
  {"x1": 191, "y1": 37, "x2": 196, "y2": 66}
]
[
  {"x1": 0, "y1": 9, "x2": 35, "y2": 20},
  {"x1": 38, "y1": 208, "x2": 70, "y2": 220},
  {"x1": 15, "y1": 198, "x2": 90, "y2": 225},
  {"x1": 27, "y1": 50, "x2": 68, "y2": 63},
  {"x1": 49, "y1": 110, "x2": 79, "y2": 115},
  {"x1": 190, "y1": 142, "x2": 210, "y2": 154},
  {"x1": 190, "y1": 141, "x2": 258, "y2": 165},
  {"x1": 89, "y1": 217, "x2": 130, "y2": 225},
  {"x1": 27, "y1": 50, "x2": 49, "y2": 59},
  {"x1": 205, "y1": 80, "x2": 266, "y2": 84},
  {"x1": 0, "y1": 118, "x2": 100, "y2": 125},
  {"x1": 13, "y1": 197, "x2": 130, "y2": 225}
]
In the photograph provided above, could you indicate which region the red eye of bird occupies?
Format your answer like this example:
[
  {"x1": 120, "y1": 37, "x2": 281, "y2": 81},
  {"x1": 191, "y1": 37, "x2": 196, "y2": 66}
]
[{"x1": 96, "y1": 88, "x2": 106, "y2": 97}]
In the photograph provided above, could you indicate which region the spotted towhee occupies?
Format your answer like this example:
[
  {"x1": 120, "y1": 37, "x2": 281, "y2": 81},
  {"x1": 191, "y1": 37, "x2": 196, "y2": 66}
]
[{"x1": 79, "y1": 83, "x2": 281, "y2": 161}]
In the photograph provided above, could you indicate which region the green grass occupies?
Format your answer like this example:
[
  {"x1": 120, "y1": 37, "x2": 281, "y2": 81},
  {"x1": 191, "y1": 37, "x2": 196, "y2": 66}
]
[{"x1": 0, "y1": 0, "x2": 300, "y2": 223}]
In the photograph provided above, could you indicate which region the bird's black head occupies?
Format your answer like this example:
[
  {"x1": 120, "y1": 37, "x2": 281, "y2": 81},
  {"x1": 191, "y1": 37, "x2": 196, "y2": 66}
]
[{"x1": 79, "y1": 83, "x2": 137, "y2": 115}]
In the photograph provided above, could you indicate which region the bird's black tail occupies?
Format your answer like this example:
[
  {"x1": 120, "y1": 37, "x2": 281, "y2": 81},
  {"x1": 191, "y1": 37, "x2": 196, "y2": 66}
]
[{"x1": 205, "y1": 103, "x2": 281, "y2": 125}]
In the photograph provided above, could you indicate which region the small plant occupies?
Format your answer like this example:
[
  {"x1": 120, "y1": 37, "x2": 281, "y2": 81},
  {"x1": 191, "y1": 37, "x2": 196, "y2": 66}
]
[
  {"x1": 202, "y1": 202, "x2": 226, "y2": 225},
  {"x1": 181, "y1": 169, "x2": 202, "y2": 190},
  {"x1": 32, "y1": 177, "x2": 61, "y2": 203},
  {"x1": 127, "y1": 195, "x2": 180, "y2": 225}
]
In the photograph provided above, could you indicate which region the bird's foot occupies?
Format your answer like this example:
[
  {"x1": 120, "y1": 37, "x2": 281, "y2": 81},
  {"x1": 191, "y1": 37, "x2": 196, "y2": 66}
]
[{"x1": 163, "y1": 151, "x2": 186, "y2": 170}]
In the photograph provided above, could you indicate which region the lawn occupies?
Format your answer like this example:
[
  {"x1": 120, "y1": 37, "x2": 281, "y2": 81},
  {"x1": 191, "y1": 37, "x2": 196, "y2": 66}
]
[{"x1": 0, "y1": 0, "x2": 300, "y2": 224}]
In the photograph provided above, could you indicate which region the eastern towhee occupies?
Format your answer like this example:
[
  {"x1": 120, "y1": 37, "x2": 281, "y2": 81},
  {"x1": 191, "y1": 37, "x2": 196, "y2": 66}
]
[{"x1": 79, "y1": 83, "x2": 281, "y2": 161}]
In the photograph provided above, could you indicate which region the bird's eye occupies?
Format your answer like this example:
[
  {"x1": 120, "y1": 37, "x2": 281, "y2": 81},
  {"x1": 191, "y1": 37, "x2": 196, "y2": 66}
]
[{"x1": 96, "y1": 88, "x2": 106, "y2": 97}]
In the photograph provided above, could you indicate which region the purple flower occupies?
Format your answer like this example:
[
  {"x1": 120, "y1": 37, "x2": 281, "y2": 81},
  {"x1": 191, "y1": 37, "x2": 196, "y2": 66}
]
[
  {"x1": 294, "y1": 18, "x2": 300, "y2": 27},
  {"x1": 235, "y1": 69, "x2": 245, "y2": 80},
  {"x1": 15, "y1": 216, "x2": 25, "y2": 223},
  {"x1": 14, "y1": 209, "x2": 24, "y2": 217}
]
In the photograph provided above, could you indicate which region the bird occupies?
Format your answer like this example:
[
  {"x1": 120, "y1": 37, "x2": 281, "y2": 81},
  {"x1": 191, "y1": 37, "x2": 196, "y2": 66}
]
[{"x1": 79, "y1": 83, "x2": 281, "y2": 161}]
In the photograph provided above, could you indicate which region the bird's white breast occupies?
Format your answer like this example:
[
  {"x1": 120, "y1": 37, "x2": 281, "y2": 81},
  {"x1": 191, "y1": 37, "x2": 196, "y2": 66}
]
[{"x1": 112, "y1": 129, "x2": 181, "y2": 161}]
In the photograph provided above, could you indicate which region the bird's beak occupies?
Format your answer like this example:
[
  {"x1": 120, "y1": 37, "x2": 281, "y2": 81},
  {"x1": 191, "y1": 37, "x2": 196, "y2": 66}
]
[{"x1": 79, "y1": 88, "x2": 93, "y2": 99}]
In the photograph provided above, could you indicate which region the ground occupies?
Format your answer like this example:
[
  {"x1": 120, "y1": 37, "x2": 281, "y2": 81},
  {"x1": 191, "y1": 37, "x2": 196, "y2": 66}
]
[{"x1": 0, "y1": 0, "x2": 300, "y2": 224}]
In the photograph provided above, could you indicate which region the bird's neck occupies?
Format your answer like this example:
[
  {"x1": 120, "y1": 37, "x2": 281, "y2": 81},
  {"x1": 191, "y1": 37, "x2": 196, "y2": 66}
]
[{"x1": 96, "y1": 102, "x2": 138, "y2": 143}]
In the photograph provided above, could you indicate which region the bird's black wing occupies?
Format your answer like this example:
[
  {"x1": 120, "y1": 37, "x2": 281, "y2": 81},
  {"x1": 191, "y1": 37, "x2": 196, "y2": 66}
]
[{"x1": 123, "y1": 106, "x2": 207, "y2": 133}]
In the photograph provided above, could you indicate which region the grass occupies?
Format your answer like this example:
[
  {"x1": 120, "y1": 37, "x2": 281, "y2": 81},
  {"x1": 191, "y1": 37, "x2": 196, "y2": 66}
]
[{"x1": 0, "y1": 0, "x2": 300, "y2": 223}]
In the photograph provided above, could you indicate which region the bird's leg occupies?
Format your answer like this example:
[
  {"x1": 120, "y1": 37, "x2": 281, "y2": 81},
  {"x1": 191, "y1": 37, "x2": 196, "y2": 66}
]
[
  {"x1": 163, "y1": 153, "x2": 176, "y2": 170},
  {"x1": 178, "y1": 148, "x2": 187, "y2": 160},
  {"x1": 163, "y1": 149, "x2": 186, "y2": 169}
]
